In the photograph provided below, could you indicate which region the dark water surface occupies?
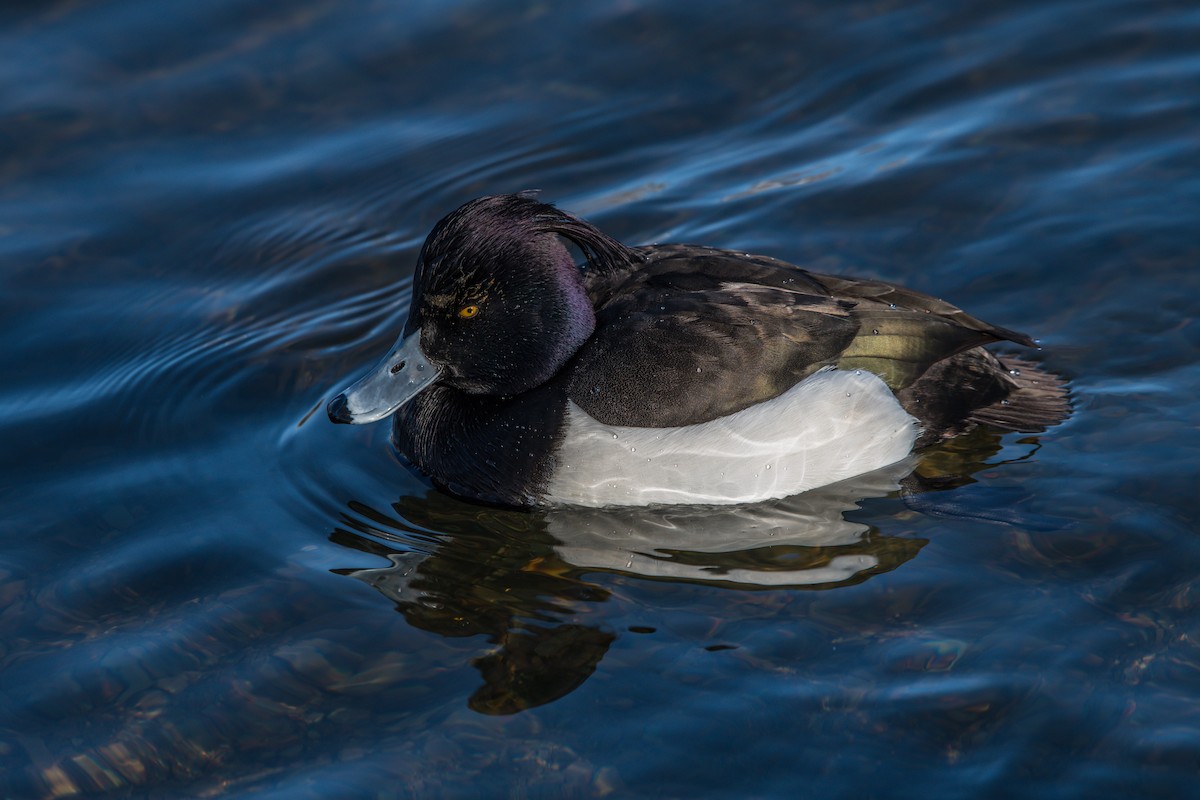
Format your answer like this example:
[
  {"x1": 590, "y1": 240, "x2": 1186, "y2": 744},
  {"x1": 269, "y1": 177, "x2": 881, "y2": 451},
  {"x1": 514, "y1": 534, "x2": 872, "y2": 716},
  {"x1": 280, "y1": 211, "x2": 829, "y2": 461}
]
[{"x1": 3, "y1": 0, "x2": 1199, "y2": 797}]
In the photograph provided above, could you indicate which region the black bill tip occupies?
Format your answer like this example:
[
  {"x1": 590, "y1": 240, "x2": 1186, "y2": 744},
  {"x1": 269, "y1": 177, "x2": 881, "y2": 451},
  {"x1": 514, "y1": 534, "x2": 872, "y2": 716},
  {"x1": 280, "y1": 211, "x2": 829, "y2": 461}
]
[{"x1": 327, "y1": 393, "x2": 352, "y2": 424}]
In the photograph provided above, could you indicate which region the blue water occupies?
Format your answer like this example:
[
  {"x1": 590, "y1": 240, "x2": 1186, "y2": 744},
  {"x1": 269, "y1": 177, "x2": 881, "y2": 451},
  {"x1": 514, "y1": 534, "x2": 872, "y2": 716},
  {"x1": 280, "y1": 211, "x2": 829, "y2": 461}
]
[{"x1": 3, "y1": 0, "x2": 1199, "y2": 797}]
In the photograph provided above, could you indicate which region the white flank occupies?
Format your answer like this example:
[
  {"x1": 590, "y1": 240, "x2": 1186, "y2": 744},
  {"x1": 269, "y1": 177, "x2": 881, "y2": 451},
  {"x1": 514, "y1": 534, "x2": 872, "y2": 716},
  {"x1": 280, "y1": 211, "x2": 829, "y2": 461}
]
[{"x1": 546, "y1": 368, "x2": 918, "y2": 507}]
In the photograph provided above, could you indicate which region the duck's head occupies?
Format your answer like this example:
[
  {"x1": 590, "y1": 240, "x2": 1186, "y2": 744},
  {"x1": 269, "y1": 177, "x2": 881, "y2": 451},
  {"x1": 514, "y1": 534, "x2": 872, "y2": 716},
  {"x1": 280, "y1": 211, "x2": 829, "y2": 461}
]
[{"x1": 328, "y1": 193, "x2": 638, "y2": 424}]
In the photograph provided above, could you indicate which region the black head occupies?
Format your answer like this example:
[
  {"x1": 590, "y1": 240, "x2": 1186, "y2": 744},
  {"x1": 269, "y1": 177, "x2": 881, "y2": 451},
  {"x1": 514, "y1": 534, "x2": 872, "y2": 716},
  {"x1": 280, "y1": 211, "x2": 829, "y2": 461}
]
[
  {"x1": 405, "y1": 193, "x2": 640, "y2": 396},
  {"x1": 329, "y1": 194, "x2": 642, "y2": 424}
]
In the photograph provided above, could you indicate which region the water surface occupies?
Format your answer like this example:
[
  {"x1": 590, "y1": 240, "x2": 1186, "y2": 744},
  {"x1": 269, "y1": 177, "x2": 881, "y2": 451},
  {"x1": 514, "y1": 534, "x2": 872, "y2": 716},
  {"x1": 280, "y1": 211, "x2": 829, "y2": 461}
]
[{"x1": 2, "y1": 0, "x2": 1200, "y2": 797}]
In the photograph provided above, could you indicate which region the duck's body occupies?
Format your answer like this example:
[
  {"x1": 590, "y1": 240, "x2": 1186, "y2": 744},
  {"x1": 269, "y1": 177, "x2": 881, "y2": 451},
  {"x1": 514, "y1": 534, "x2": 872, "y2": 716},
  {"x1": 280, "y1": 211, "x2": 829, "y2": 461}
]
[{"x1": 329, "y1": 195, "x2": 1069, "y2": 508}]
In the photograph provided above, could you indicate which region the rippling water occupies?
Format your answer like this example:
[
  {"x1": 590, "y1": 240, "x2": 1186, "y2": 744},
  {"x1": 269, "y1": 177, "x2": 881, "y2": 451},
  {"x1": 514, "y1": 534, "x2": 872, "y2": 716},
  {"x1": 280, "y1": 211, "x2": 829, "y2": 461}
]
[{"x1": 3, "y1": 0, "x2": 1199, "y2": 796}]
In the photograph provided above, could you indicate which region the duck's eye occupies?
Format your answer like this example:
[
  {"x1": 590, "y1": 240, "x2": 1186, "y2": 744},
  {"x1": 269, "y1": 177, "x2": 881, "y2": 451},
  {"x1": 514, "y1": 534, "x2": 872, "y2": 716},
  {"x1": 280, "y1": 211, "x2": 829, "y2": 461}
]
[{"x1": 457, "y1": 304, "x2": 480, "y2": 319}]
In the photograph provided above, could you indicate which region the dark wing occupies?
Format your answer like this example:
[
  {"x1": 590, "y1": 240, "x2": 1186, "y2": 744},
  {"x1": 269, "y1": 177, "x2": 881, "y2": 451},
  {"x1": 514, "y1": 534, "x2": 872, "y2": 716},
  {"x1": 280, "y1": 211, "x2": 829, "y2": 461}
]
[
  {"x1": 568, "y1": 254, "x2": 857, "y2": 427},
  {"x1": 569, "y1": 247, "x2": 1038, "y2": 428},
  {"x1": 805, "y1": 271, "x2": 1035, "y2": 390}
]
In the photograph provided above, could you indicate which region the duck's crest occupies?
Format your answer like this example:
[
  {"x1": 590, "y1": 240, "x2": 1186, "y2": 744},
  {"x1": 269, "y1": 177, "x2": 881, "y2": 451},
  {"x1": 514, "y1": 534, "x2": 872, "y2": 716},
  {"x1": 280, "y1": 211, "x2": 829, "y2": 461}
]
[{"x1": 521, "y1": 195, "x2": 645, "y2": 275}]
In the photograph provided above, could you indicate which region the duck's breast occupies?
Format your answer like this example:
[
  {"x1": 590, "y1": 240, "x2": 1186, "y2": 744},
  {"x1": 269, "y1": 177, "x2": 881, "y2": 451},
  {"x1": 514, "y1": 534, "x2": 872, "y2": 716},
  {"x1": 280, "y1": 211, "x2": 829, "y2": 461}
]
[{"x1": 545, "y1": 368, "x2": 919, "y2": 507}]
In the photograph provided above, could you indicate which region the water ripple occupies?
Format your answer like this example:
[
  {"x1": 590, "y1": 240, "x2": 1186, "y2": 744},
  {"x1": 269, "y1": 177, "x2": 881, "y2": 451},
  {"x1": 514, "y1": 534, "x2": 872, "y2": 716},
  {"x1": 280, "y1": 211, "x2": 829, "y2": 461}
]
[{"x1": 3, "y1": 0, "x2": 1200, "y2": 796}]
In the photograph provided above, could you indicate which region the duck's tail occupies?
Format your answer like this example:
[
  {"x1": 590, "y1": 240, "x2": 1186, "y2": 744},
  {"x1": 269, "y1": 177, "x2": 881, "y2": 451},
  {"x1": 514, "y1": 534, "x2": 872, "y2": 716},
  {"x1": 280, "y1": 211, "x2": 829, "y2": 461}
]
[
  {"x1": 900, "y1": 350, "x2": 1071, "y2": 447},
  {"x1": 967, "y1": 355, "x2": 1072, "y2": 433}
]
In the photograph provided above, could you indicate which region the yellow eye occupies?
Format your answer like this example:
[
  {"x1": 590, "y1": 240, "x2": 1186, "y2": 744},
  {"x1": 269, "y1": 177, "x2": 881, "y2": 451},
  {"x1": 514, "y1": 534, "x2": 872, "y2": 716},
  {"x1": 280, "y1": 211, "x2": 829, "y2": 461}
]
[{"x1": 457, "y1": 304, "x2": 480, "y2": 319}]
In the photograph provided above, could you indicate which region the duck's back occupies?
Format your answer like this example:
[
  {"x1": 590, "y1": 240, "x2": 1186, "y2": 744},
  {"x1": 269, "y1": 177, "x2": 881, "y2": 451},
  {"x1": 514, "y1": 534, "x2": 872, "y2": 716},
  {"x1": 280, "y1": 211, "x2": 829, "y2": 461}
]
[{"x1": 569, "y1": 245, "x2": 1069, "y2": 444}]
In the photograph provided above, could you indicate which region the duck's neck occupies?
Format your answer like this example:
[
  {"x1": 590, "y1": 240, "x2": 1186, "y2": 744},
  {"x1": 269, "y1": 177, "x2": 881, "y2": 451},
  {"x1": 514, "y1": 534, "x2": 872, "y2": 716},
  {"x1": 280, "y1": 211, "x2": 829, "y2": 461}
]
[{"x1": 549, "y1": 250, "x2": 598, "y2": 375}]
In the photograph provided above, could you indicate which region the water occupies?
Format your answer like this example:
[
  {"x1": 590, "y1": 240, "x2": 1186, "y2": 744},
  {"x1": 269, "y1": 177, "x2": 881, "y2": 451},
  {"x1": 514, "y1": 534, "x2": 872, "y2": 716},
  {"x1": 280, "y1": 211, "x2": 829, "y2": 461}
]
[{"x1": 2, "y1": 0, "x2": 1199, "y2": 796}]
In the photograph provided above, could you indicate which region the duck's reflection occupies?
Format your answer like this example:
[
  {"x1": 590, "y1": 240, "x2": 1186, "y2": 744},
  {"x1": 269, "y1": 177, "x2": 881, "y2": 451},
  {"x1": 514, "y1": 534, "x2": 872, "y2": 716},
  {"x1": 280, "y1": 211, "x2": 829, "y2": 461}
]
[
  {"x1": 331, "y1": 494, "x2": 617, "y2": 715},
  {"x1": 545, "y1": 459, "x2": 923, "y2": 589},
  {"x1": 332, "y1": 462, "x2": 925, "y2": 714},
  {"x1": 330, "y1": 429, "x2": 1041, "y2": 714}
]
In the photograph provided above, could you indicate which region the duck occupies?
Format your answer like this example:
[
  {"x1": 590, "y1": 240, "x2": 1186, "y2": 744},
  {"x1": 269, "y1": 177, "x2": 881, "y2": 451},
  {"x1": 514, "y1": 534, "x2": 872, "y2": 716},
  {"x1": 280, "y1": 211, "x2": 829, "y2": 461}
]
[{"x1": 327, "y1": 193, "x2": 1069, "y2": 508}]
